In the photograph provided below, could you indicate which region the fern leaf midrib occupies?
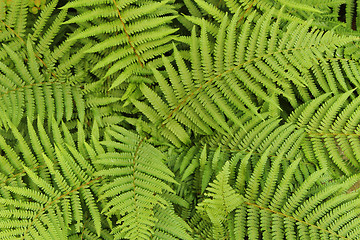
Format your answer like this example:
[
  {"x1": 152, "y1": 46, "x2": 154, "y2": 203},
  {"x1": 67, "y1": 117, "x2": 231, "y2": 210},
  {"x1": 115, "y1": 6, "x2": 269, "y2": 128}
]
[
  {"x1": 0, "y1": 19, "x2": 25, "y2": 44},
  {"x1": 0, "y1": 81, "x2": 67, "y2": 99},
  {"x1": 162, "y1": 44, "x2": 344, "y2": 127},
  {"x1": 21, "y1": 176, "x2": 102, "y2": 239},
  {"x1": 244, "y1": 201, "x2": 350, "y2": 239},
  {"x1": 1, "y1": 19, "x2": 57, "y2": 78},
  {"x1": 111, "y1": 0, "x2": 144, "y2": 68},
  {"x1": 131, "y1": 136, "x2": 148, "y2": 237}
]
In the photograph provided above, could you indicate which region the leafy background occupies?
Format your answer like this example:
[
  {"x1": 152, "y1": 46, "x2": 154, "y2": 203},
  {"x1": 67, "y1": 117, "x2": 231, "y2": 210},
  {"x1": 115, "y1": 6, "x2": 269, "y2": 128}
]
[{"x1": 2, "y1": 0, "x2": 360, "y2": 239}]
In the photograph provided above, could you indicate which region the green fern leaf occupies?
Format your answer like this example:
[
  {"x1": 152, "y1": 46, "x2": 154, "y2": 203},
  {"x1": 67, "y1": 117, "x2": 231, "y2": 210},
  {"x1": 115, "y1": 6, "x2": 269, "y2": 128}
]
[
  {"x1": 62, "y1": 0, "x2": 178, "y2": 90},
  {"x1": 95, "y1": 125, "x2": 178, "y2": 239}
]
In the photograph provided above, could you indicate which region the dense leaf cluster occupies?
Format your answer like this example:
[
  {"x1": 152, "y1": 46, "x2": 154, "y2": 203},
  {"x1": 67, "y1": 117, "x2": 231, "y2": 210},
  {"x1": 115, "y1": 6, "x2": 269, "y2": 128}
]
[{"x1": 1, "y1": 0, "x2": 360, "y2": 239}]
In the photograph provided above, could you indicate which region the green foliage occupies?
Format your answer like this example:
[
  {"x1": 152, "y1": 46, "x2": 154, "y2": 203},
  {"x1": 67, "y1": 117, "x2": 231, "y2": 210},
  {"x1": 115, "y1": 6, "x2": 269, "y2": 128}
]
[{"x1": 2, "y1": 0, "x2": 360, "y2": 239}]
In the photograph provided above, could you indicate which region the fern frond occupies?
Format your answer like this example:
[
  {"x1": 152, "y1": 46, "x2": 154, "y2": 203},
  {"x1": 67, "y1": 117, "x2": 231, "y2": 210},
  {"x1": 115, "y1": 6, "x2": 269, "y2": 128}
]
[
  {"x1": 94, "y1": 125, "x2": 180, "y2": 239},
  {"x1": 0, "y1": 0, "x2": 27, "y2": 61},
  {"x1": 3, "y1": 1, "x2": 360, "y2": 239},
  {"x1": 194, "y1": 149, "x2": 360, "y2": 239},
  {"x1": 197, "y1": 162, "x2": 243, "y2": 239},
  {"x1": 184, "y1": 0, "x2": 349, "y2": 32},
  {"x1": 0, "y1": 119, "x2": 103, "y2": 238},
  {"x1": 137, "y1": 7, "x2": 359, "y2": 147},
  {"x1": 62, "y1": 0, "x2": 178, "y2": 90},
  {"x1": 0, "y1": 42, "x2": 85, "y2": 126},
  {"x1": 287, "y1": 91, "x2": 360, "y2": 175}
]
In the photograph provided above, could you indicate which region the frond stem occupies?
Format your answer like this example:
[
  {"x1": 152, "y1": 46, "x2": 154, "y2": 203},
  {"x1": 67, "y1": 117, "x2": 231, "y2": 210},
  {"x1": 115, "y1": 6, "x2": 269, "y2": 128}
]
[
  {"x1": 161, "y1": 43, "x2": 360, "y2": 128},
  {"x1": 0, "y1": 20, "x2": 57, "y2": 78},
  {"x1": 131, "y1": 136, "x2": 147, "y2": 233},
  {"x1": 111, "y1": 0, "x2": 144, "y2": 67},
  {"x1": 244, "y1": 201, "x2": 350, "y2": 239},
  {"x1": 22, "y1": 176, "x2": 102, "y2": 239}
]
